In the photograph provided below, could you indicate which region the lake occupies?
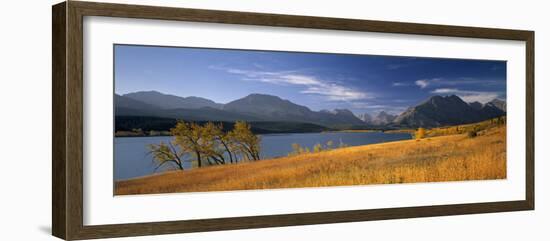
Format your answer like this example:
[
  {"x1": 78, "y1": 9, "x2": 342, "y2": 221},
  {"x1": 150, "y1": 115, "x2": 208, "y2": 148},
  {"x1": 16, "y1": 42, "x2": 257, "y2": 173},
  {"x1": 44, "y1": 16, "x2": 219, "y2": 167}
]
[{"x1": 114, "y1": 132, "x2": 412, "y2": 180}]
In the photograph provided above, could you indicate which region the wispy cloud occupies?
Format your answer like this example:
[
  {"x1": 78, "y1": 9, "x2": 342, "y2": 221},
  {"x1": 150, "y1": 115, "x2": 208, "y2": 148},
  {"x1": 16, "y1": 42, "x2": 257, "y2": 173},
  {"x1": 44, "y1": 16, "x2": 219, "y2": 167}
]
[
  {"x1": 415, "y1": 79, "x2": 430, "y2": 88},
  {"x1": 300, "y1": 84, "x2": 369, "y2": 101},
  {"x1": 415, "y1": 77, "x2": 504, "y2": 89},
  {"x1": 350, "y1": 102, "x2": 407, "y2": 115},
  {"x1": 212, "y1": 66, "x2": 371, "y2": 101},
  {"x1": 430, "y1": 88, "x2": 500, "y2": 103},
  {"x1": 392, "y1": 82, "x2": 410, "y2": 87}
]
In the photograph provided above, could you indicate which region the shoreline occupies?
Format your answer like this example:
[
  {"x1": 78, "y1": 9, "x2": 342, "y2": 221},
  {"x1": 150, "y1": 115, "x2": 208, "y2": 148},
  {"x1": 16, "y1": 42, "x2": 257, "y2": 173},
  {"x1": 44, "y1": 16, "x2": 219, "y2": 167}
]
[{"x1": 115, "y1": 129, "x2": 411, "y2": 137}]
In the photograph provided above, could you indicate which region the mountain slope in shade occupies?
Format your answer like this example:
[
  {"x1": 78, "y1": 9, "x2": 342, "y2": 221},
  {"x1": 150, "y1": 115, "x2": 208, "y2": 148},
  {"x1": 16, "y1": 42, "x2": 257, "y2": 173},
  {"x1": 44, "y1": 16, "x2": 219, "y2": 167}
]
[
  {"x1": 116, "y1": 93, "x2": 259, "y2": 121},
  {"x1": 393, "y1": 95, "x2": 505, "y2": 128},
  {"x1": 115, "y1": 94, "x2": 160, "y2": 116},
  {"x1": 469, "y1": 101, "x2": 483, "y2": 110},
  {"x1": 124, "y1": 90, "x2": 223, "y2": 110},
  {"x1": 116, "y1": 92, "x2": 364, "y2": 127},
  {"x1": 479, "y1": 103, "x2": 505, "y2": 120},
  {"x1": 115, "y1": 94, "x2": 156, "y2": 110},
  {"x1": 224, "y1": 94, "x2": 313, "y2": 119},
  {"x1": 224, "y1": 94, "x2": 365, "y2": 127}
]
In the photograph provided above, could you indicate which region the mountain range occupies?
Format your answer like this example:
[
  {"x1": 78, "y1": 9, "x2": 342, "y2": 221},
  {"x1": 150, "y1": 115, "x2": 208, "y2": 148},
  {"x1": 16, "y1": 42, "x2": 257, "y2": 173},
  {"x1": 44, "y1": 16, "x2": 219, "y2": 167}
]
[
  {"x1": 116, "y1": 91, "x2": 365, "y2": 128},
  {"x1": 391, "y1": 95, "x2": 505, "y2": 127},
  {"x1": 115, "y1": 90, "x2": 506, "y2": 129},
  {"x1": 123, "y1": 91, "x2": 223, "y2": 110}
]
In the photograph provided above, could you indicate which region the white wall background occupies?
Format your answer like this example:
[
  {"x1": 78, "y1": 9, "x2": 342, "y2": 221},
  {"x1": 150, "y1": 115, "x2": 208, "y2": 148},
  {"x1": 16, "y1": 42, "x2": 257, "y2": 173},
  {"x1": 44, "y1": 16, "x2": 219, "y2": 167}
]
[{"x1": 0, "y1": 0, "x2": 547, "y2": 240}]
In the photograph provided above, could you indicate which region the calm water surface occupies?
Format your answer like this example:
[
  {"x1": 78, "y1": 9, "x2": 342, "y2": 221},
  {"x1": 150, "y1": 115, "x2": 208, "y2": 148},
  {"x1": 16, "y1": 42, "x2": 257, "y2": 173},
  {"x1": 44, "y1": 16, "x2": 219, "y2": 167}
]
[{"x1": 114, "y1": 132, "x2": 412, "y2": 180}]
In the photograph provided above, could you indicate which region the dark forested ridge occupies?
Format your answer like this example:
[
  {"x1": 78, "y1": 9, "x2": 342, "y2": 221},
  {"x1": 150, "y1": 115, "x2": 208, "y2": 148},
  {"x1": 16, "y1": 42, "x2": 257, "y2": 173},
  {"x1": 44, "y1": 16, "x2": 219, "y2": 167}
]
[{"x1": 115, "y1": 116, "x2": 333, "y2": 135}]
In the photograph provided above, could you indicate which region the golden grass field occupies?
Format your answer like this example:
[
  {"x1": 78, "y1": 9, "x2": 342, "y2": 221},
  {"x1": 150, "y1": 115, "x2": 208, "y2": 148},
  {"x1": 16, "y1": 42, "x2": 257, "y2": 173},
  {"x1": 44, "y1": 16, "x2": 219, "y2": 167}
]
[{"x1": 115, "y1": 122, "x2": 506, "y2": 195}]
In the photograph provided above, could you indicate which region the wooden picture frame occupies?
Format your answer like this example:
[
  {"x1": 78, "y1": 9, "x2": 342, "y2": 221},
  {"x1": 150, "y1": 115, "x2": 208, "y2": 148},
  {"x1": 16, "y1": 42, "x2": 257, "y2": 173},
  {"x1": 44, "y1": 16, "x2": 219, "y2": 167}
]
[{"x1": 52, "y1": 1, "x2": 534, "y2": 240}]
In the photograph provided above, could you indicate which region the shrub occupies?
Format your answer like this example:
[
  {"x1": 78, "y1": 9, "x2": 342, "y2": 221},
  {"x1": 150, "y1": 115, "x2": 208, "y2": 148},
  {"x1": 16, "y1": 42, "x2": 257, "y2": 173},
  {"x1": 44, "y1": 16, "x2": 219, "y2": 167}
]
[
  {"x1": 290, "y1": 143, "x2": 302, "y2": 156},
  {"x1": 313, "y1": 143, "x2": 323, "y2": 153},
  {"x1": 416, "y1": 127, "x2": 426, "y2": 140},
  {"x1": 467, "y1": 130, "x2": 477, "y2": 138},
  {"x1": 326, "y1": 140, "x2": 334, "y2": 150}
]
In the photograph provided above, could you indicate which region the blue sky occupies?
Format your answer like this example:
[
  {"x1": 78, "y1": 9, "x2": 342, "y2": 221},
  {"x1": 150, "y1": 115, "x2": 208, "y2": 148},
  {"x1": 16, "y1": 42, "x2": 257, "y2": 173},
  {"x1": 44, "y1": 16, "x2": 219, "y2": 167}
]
[{"x1": 114, "y1": 44, "x2": 506, "y2": 115}]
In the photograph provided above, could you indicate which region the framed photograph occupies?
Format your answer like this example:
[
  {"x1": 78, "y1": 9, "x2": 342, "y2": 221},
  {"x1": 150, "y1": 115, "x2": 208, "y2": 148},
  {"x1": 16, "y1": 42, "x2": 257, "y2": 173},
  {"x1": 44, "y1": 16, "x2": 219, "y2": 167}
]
[{"x1": 52, "y1": 1, "x2": 534, "y2": 240}]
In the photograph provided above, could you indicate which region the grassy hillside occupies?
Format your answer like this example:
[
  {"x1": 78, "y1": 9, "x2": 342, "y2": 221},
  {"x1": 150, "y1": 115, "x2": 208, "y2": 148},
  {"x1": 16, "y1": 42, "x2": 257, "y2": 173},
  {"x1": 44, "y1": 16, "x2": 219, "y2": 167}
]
[
  {"x1": 115, "y1": 123, "x2": 506, "y2": 195},
  {"x1": 386, "y1": 116, "x2": 506, "y2": 137}
]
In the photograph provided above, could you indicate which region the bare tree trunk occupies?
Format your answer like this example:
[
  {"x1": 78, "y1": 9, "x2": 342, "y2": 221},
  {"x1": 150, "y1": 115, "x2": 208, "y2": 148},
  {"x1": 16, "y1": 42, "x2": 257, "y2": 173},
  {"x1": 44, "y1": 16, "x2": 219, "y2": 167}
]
[
  {"x1": 220, "y1": 140, "x2": 234, "y2": 164},
  {"x1": 196, "y1": 151, "x2": 202, "y2": 167},
  {"x1": 210, "y1": 155, "x2": 225, "y2": 165}
]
